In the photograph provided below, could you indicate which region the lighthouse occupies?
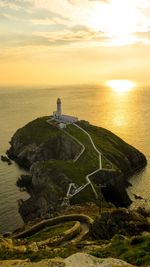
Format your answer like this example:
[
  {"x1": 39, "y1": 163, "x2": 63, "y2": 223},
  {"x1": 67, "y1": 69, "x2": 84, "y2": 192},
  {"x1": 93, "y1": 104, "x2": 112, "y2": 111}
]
[
  {"x1": 53, "y1": 98, "x2": 78, "y2": 123},
  {"x1": 57, "y1": 98, "x2": 62, "y2": 117}
]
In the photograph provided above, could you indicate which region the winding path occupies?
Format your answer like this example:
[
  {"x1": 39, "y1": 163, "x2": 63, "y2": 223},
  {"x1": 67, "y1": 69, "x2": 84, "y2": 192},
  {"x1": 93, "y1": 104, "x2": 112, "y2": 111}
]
[
  {"x1": 65, "y1": 123, "x2": 115, "y2": 200},
  {"x1": 13, "y1": 214, "x2": 93, "y2": 246},
  {"x1": 47, "y1": 119, "x2": 115, "y2": 201}
]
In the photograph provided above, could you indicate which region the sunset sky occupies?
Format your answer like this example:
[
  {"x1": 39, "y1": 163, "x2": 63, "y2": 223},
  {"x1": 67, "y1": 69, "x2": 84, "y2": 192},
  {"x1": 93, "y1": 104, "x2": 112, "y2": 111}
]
[{"x1": 1, "y1": 0, "x2": 150, "y2": 86}]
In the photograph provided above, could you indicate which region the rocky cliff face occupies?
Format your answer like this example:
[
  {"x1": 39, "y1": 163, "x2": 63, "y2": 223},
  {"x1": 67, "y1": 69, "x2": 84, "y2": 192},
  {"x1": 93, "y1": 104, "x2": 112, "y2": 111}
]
[
  {"x1": 7, "y1": 117, "x2": 147, "y2": 222},
  {"x1": 8, "y1": 117, "x2": 81, "y2": 169}
]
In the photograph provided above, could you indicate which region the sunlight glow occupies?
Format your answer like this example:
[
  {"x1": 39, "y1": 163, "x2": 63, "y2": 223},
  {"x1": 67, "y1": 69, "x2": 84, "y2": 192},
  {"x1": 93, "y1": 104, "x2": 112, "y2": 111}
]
[
  {"x1": 88, "y1": 0, "x2": 147, "y2": 45},
  {"x1": 106, "y1": 80, "x2": 135, "y2": 93}
]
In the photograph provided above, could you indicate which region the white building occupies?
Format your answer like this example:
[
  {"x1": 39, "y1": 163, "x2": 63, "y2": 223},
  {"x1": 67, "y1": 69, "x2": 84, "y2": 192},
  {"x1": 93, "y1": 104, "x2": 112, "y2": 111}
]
[
  {"x1": 53, "y1": 98, "x2": 78, "y2": 123},
  {"x1": 59, "y1": 122, "x2": 66, "y2": 129}
]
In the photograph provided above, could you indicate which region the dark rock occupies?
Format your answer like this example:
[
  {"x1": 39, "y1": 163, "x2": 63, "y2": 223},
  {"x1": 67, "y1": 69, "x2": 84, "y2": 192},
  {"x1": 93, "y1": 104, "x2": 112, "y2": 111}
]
[
  {"x1": 133, "y1": 194, "x2": 143, "y2": 200},
  {"x1": 1, "y1": 155, "x2": 12, "y2": 165},
  {"x1": 91, "y1": 208, "x2": 150, "y2": 240},
  {"x1": 3, "y1": 232, "x2": 12, "y2": 237},
  {"x1": 136, "y1": 207, "x2": 150, "y2": 217},
  {"x1": 93, "y1": 170, "x2": 132, "y2": 207},
  {"x1": 19, "y1": 161, "x2": 70, "y2": 222}
]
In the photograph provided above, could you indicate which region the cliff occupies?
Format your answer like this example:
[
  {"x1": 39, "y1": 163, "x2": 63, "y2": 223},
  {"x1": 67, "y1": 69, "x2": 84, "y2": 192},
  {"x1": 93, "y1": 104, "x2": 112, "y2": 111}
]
[{"x1": 7, "y1": 117, "x2": 147, "y2": 221}]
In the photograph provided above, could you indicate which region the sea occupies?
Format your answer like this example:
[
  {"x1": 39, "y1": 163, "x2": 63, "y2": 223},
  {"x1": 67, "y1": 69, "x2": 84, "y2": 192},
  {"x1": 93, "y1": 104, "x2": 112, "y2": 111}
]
[{"x1": 0, "y1": 84, "x2": 150, "y2": 234}]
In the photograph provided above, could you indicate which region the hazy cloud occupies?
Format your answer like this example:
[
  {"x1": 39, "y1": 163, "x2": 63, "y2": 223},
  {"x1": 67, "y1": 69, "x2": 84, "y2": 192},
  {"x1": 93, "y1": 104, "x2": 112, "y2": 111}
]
[
  {"x1": 0, "y1": 0, "x2": 150, "y2": 49},
  {"x1": 0, "y1": 0, "x2": 33, "y2": 10}
]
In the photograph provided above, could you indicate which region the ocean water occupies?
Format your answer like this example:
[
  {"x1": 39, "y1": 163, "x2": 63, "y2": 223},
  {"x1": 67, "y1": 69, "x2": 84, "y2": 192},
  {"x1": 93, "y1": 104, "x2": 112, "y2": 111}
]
[{"x1": 0, "y1": 85, "x2": 149, "y2": 233}]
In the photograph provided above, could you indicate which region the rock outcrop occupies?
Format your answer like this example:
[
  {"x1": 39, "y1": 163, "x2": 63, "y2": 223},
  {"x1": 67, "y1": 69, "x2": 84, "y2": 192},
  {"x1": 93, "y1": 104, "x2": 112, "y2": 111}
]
[
  {"x1": 7, "y1": 117, "x2": 81, "y2": 169},
  {"x1": 0, "y1": 253, "x2": 137, "y2": 267},
  {"x1": 91, "y1": 208, "x2": 150, "y2": 240},
  {"x1": 7, "y1": 117, "x2": 147, "y2": 222}
]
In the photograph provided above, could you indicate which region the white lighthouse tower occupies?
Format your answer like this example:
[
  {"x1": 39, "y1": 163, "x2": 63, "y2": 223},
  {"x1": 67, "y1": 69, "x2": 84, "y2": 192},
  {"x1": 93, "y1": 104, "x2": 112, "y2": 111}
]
[
  {"x1": 57, "y1": 98, "x2": 62, "y2": 117},
  {"x1": 53, "y1": 98, "x2": 78, "y2": 123}
]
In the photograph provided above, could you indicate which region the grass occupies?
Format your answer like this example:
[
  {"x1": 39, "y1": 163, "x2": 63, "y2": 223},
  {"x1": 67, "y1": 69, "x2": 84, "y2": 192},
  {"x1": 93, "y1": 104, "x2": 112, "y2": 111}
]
[
  {"x1": 0, "y1": 245, "x2": 79, "y2": 262},
  {"x1": 77, "y1": 121, "x2": 139, "y2": 172},
  {"x1": 14, "y1": 117, "x2": 60, "y2": 146},
  {"x1": 1, "y1": 234, "x2": 149, "y2": 264},
  {"x1": 26, "y1": 221, "x2": 75, "y2": 242},
  {"x1": 91, "y1": 234, "x2": 150, "y2": 266},
  {"x1": 66, "y1": 124, "x2": 99, "y2": 171}
]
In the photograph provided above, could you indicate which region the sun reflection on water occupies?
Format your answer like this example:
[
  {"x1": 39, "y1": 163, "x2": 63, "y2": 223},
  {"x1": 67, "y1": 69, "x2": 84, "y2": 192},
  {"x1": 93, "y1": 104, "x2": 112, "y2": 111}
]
[{"x1": 106, "y1": 80, "x2": 135, "y2": 93}]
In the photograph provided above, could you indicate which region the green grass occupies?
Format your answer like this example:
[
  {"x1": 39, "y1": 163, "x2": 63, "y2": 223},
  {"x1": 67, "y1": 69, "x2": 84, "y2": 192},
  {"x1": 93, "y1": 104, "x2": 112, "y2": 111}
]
[
  {"x1": 91, "y1": 234, "x2": 150, "y2": 266},
  {"x1": 0, "y1": 245, "x2": 79, "y2": 262},
  {"x1": 14, "y1": 117, "x2": 60, "y2": 146},
  {"x1": 26, "y1": 221, "x2": 75, "y2": 242},
  {"x1": 1, "y1": 234, "x2": 149, "y2": 264},
  {"x1": 71, "y1": 183, "x2": 97, "y2": 204},
  {"x1": 76, "y1": 121, "x2": 143, "y2": 173},
  {"x1": 66, "y1": 124, "x2": 99, "y2": 170}
]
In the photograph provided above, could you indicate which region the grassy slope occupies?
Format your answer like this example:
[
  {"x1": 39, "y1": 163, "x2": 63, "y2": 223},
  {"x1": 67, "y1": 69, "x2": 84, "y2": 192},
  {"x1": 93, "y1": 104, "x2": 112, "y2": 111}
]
[
  {"x1": 77, "y1": 121, "x2": 143, "y2": 173},
  {"x1": 13, "y1": 117, "x2": 60, "y2": 146},
  {"x1": 91, "y1": 234, "x2": 150, "y2": 266}
]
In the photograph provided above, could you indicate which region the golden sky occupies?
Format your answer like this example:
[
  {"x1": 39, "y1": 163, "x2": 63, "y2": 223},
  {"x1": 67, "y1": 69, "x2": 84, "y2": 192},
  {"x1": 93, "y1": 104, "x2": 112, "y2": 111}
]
[{"x1": 1, "y1": 0, "x2": 150, "y2": 86}]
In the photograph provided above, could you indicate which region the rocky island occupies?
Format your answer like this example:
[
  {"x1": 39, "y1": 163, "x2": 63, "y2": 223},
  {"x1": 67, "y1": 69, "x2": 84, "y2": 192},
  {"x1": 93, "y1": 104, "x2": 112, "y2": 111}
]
[{"x1": 7, "y1": 112, "x2": 146, "y2": 222}]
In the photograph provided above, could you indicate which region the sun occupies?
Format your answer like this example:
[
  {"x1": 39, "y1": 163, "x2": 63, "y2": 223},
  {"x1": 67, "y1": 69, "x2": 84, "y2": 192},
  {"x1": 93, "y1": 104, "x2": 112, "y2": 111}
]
[
  {"x1": 88, "y1": 0, "x2": 143, "y2": 45},
  {"x1": 106, "y1": 80, "x2": 135, "y2": 93}
]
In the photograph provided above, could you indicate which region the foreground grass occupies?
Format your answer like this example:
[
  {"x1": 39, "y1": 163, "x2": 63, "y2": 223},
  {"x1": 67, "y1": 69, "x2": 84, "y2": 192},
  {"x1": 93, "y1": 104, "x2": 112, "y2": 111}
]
[
  {"x1": 0, "y1": 234, "x2": 149, "y2": 265},
  {"x1": 91, "y1": 234, "x2": 150, "y2": 266}
]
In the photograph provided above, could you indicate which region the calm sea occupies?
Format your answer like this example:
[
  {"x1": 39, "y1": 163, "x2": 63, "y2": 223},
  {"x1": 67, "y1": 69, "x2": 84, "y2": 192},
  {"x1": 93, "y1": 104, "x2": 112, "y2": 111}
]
[{"x1": 0, "y1": 85, "x2": 149, "y2": 233}]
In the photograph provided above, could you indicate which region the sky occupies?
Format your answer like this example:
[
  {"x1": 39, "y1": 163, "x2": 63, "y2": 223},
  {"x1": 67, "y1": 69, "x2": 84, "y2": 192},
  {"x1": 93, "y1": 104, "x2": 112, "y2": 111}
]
[{"x1": 1, "y1": 0, "x2": 150, "y2": 86}]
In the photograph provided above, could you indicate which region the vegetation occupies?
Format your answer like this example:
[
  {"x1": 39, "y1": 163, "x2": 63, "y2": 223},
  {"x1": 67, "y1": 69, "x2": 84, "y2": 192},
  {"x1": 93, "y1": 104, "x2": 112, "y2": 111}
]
[
  {"x1": 0, "y1": 232, "x2": 149, "y2": 265},
  {"x1": 91, "y1": 233, "x2": 150, "y2": 266},
  {"x1": 26, "y1": 221, "x2": 75, "y2": 242},
  {"x1": 91, "y1": 208, "x2": 150, "y2": 240},
  {"x1": 13, "y1": 117, "x2": 60, "y2": 146},
  {"x1": 77, "y1": 121, "x2": 146, "y2": 173},
  {"x1": 0, "y1": 245, "x2": 79, "y2": 262}
]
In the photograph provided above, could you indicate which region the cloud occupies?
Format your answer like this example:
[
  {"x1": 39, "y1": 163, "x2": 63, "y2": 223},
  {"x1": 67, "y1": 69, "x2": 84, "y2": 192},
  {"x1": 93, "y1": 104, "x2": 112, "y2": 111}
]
[
  {"x1": 0, "y1": 0, "x2": 33, "y2": 10},
  {"x1": 0, "y1": 25, "x2": 105, "y2": 47},
  {"x1": 34, "y1": 26, "x2": 107, "y2": 46}
]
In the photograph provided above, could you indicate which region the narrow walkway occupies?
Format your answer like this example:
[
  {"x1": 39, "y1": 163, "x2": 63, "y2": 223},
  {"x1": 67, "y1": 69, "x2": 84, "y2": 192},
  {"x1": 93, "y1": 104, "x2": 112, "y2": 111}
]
[
  {"x1": 66, "y1": 123, "x2": 115, "y2": 200},
  {"x1": 47, "y1": 119, "x2": 115, "y2": 201},
  {"x1": 14, "y1": 214, "x2": 93, "y2": 246},
  {"x1": 73, "y1": 123, "x2": 103, "y2": 199}
]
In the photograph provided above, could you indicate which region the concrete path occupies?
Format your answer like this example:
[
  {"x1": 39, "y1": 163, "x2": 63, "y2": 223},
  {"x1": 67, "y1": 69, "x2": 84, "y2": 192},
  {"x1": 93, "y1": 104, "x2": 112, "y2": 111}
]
[
  {"x1": 14, "y1": 214, "x2": 93, "y2": 246},
  {"x1": 47, "y1": 119, "x2": 115, "y2": 201},
  {"x1": 66, "y1": 123, "x2": 115, "y2": 199}
]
